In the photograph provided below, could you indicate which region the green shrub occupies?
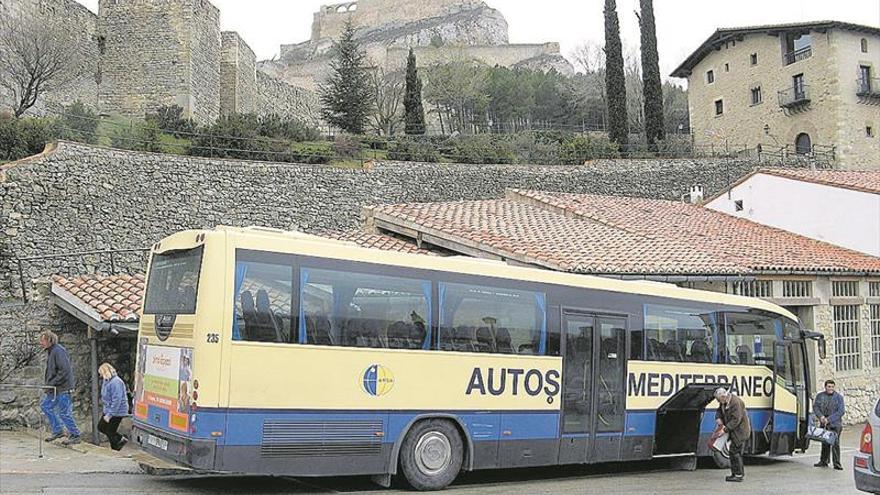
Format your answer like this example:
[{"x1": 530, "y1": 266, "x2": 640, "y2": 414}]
[
  {"x1": 145, "y1": 105, "x2": 196, "y2": 138},
  {"x1": 559, "y1": 134, "x2": 620, "y2": 164},
  {"x1": 288, "y1": 142, "x2": 332, "y2": 164},
  {"x1": 360, "y1": 134, "x2": 389, "y2": 151},
  {"x1": 52, "y1": 101, "x2": 99, "y2": 144},
  {"x1": 387, "y1": 137, "x2": 441, "y2": 162},
  {"x1": 110, "y1": 120, "x2": 162, "y2": 152},
  {"x1": 259, "y1": 114, "x2": 320, "y2": 142},
  {"x1": 0, "y1": 115, "x2": 54, "y2": 161},
  {"x1": 447, "y1": 134, "x2": 516, "y2": 164},
  {"x1": 508, "y1": 132, "x2": 562, "y2": 164}
]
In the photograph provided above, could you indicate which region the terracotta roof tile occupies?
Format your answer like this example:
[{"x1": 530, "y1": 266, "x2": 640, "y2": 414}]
[
  {"x1": 52, "y1": 273, "x2": 145, "y2": 322},
  {"x1": 323, "y1": 231, "x2": 439, "y2": 256},
  {"x1": 370, "y1": 190, "x2": 880, "y2": 276},
  {"x1": 761, "y1": 169, "x2": 880, "y2": 194}
]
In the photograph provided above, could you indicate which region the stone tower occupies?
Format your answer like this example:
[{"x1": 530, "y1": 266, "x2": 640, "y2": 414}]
[{"x1": 97, "y1": 0, "x2": 221, "y2": 125}]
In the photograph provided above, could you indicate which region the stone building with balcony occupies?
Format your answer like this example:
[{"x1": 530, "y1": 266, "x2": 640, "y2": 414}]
[{"x1": 672, "y1": 21, "x2": 880, "y2": 170}]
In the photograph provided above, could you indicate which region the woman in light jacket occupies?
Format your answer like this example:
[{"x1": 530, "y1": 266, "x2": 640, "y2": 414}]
[{"x1": 98, "y1": 363, "x2": 129, "y2": 451}]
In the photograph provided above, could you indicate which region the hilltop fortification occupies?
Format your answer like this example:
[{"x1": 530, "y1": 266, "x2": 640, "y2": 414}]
[{"x1": 263, "y1": 0, "x2": 573, "y2": 91}]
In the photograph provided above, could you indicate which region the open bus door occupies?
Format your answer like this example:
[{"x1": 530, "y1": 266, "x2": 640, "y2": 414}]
[{"x1": 769, "y1": 340, "x2": 806, "y2": 456}]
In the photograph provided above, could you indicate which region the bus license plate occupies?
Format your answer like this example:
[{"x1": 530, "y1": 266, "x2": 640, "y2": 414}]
[{"x1": 147, "y1": 434, "x2": 168, "y2": 451}]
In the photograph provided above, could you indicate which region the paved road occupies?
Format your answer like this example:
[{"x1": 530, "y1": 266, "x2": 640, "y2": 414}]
[{"x1": 0, "y1": 428, "x2": 869, "y2": 494}]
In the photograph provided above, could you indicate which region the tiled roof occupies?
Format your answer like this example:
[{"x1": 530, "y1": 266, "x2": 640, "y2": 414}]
[
  {"x1": 761, "y1": 169, "x2": 880, "y2": 194},
  {"x1": 671, "y1": 21, "x2": 880, "y2": 77},
  {"x1": 52, "y1": 274, "x2": 144, "y2": 322},
  {"x1": 369, "y1": 190, "x2": 880, "y2": 276},
  {"x1": 323, "y1": 230, "x2": 439, "y2": 256}
]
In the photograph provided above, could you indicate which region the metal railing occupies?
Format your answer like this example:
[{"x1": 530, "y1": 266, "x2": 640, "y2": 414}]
[
  {"x1": 778, "y1": 85, "x2": 811, "y2": 108},
  {"x1": 9, "y1": 248, "x2": 149, "y2": 303},
  {"x1": 857, "y1": 77, "x2": 880, "y2": 98},
  {"x1": 783, "y1": 46, "x2": 812, "y2": 65},
  {"x1": 0, "y1": 384, "x2": 57, "y2": 458}
]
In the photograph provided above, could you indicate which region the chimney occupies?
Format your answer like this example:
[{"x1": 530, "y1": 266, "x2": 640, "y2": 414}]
[{"x1": 688, "y1": 185, "x2": 704, "y2": 204}]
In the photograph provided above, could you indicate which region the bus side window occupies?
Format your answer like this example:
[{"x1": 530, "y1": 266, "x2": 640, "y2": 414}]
[
  {"x1": 438, "y1": 282, "x2": 550, "y2": 355},
  {"x1": 643, "y1": 305, "x2": 716, "y2": 363},
  {"x1": 299, "y1": 267, "x2": 431, "y2": 350},
  {"x1": 233, "y1": 260, "x2": 293, "y2": 343}
]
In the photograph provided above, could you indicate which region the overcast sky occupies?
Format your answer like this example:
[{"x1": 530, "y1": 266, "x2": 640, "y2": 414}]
[{"x1": 75, "y1": 0, "x2": 879, "y2": 79}]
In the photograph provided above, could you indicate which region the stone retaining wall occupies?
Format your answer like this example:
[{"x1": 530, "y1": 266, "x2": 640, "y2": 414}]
[{"x1": 0, "y1": 140, "x2": 762, "y2": 297}]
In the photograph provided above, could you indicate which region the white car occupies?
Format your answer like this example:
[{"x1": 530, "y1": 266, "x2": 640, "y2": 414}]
[{"x1": 855, "y1": 396, "x2": 880, "y2": 494}]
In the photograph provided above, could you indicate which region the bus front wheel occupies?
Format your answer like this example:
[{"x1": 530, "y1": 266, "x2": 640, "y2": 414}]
[{"x1": 399, "y1": 419, "x2": 463, "y2": 491}]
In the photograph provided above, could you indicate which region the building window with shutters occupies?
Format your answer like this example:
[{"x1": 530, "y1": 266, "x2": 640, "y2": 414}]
[
  {"x1": 751, "y1": 86, "x2": 763, "y2": 105},
  {"x1": 714, "y1": 99, "x2": 724, "y2": 116},
  {"x1": 833, "y1": 305, "x2": 861, "y2": 372}
]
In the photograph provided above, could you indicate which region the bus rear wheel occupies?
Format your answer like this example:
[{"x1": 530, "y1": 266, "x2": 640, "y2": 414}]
[{"x1": 399, "y1": 419, "x2": 463, "y2": 491}]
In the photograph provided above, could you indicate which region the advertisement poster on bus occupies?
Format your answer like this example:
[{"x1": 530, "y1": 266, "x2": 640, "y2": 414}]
[{"x1": 133, "y1": 339, "x2": 194, "y2": 433}]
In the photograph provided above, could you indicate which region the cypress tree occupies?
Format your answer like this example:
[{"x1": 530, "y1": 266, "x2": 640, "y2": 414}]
[
  {"x1": 404, "y1": 48, "x2": 426, "y2": 135},
  {"x1": 603, "y1": 0, "x2": 628, "y2": 151},
  {"x1": 639, "y1": 0, "x2": 665, "y2": 148},
  {"x1": 319, "y1": 21, "x2": 373, "y2": 135}
]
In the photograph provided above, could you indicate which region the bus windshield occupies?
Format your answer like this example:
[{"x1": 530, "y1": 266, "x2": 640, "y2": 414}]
[{"x1": 144, "y1": 246, "x2": 204, "y2": 314}]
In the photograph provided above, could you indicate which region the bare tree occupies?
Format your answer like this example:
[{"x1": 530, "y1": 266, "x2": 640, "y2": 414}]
[
  {"x1": 368, "y1": 67, "x2": 404, "y2": 136},
  {"x1": 0, "y1": 11, "x2": 89, "y2": 117},
  {"x1": 571, "y1": 41, "x2": 607, "y2": 130}
]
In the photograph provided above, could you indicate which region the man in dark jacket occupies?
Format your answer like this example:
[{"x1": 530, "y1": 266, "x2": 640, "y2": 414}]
[
  {"x1": 39, "y1": 330, "x2": 81, "y2": 445},
  {"x1": 715, "y1": 387, "x2": 751, "y2": 482},
  {"x1": 813, "y1": 379, "x2": 845, "y2": 470}
]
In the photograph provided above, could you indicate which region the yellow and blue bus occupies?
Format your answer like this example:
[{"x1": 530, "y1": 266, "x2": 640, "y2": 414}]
[{"x1": 131, "y1": 226, "x2": 823, "y2": 490}]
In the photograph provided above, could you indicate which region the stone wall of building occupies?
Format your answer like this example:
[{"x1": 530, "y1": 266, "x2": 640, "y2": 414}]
[
  {"x1": 255, "y1": 70, "x2": 322, "y2": 125},
  {"x1": 0, "y1": 0, "x2": 99, "y2": 116},
  {"x1": 831, "y1": 30, "x2": 880, "y2": 169},
  {"x1": 220, "y1": 32, "x2": 258, "y2": 116},
  {"x1": 96, "y1": 0, "x2": 221, "y2": 125},
  {"x1": 682, "y1": 27, "x2": 880, "y2": 170},
  {"x1": 0, "y1": 283, "x2": 134, "y2": 434}
]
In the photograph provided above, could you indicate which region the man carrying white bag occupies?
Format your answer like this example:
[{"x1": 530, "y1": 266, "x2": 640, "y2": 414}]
[{"x1": 812, "y1": 379, "x2": 846, "y2": 470}]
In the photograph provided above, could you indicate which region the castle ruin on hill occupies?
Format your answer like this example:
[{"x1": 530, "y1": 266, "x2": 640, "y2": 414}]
[
  {"x1": 1, "y1": 0, "x2": 572, "y2": 126},
  {"x1": 261, "y1": 0, "x2": 574, "y2": 91}
]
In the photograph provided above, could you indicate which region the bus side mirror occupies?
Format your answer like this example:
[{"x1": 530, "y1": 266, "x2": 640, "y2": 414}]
[{"x1": 803, "y1": 330, "x2": 826, "y2": 360}]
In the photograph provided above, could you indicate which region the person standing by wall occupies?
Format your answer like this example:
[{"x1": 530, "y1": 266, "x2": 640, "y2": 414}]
[
  {"x1": 38, "y1": 330, "x2": 81, "y2": 445},
  {"x1": 813, "y1": 379, "x2": 845, "y2": 470},
  {"x1": 715, "y1": 387, "x2": 751, "y2": 482},
  {"x1": 97, "y1": 363, "x2": 129, "y2": 451}
]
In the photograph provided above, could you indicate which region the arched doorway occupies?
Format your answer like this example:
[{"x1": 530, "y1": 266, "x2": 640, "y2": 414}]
[{"x1": 795, "y1": 133, "x2": 812, "y2": 154}]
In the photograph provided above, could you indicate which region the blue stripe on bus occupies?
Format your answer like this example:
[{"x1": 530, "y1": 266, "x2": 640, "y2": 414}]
[
  {"x1": 773, "y1": 411, "x2": 798, "y2": 432},
  {"x1": 185, "y1": 407, "x2": 790, "y2": 446},
  {"x1": 698, "y1": 408, "x2": 791, "y2": 434},
  {"x1": 625, "y1": 411, "x2": 656, "y2": 436}
]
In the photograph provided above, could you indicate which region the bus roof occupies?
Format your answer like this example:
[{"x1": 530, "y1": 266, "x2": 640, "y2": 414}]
[{"x1": 158, "y1": 226, "x2": 798, "y2": 322}]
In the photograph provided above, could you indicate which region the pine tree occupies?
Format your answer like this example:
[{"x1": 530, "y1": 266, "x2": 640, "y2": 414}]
[
  {"x1": 603, "y1": 0, "x2": 628, "y2": 151},
  {"x1": 319, "y1": 21, "x2": 374, "y2": 135},
  {"x1": 638, "y1": 0, "x2": 665, "y2": 149},
  {"x1": 403, "y1": 48, "x2": 426, "y2": 135}
]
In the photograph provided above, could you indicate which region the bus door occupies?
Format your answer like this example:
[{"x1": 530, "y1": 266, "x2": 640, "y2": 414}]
[
  {"x1": 769, "y1": 340, "x2": 803, "y2": 456},
  {"x1": 559, "y1": 311, "x2": 627, "y2": 464},
  {"x1": 559, "y1": 312, "x2": 593, "y2": 463},
  {"x1": 591, "y1": 316, "x2": 627, "y2": 463}
]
